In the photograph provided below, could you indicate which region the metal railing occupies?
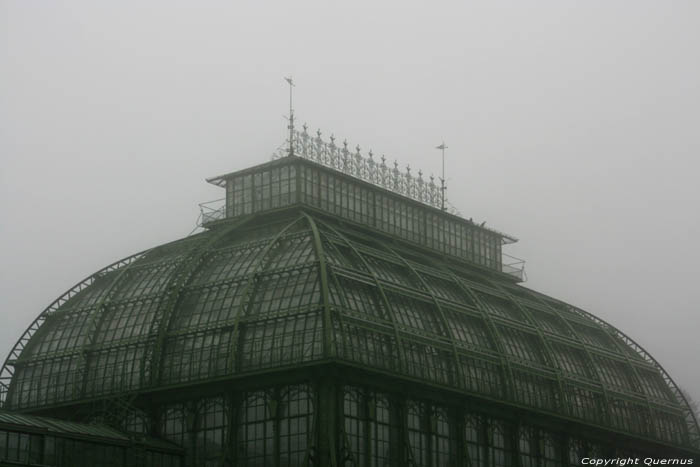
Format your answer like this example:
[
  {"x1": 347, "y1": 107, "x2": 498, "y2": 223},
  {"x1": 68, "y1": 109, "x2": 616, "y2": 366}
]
[
  {"x1": 272, "y1": 126, "x2": 519, "y2": 244},
  {"x1": 285, "y1": 126, "x2": 447, "y2": 210},
  {"x1": 199, "y1": 198, "x2": 225, "y2": 226},
  {"x1": 502, "y1": 253, "x2": 526, "y2": 281}
]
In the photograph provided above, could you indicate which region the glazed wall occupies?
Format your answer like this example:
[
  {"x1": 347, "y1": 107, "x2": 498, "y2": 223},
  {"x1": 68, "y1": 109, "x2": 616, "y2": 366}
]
[
  {"x1": 147, "y1": 381, "x2": 685, "y2": 466},
  {"x1": 222, "y1": 160, "x2": 503, "y2": 274}
]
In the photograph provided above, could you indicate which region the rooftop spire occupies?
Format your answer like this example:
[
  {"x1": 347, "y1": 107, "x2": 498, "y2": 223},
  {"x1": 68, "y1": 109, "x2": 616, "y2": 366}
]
[
  {"x1": 436, "y1": 142, "x2": 448, "y2": 211},
  {"x1": 284, "y1": 76, "x2": 295, "y2": 156}
]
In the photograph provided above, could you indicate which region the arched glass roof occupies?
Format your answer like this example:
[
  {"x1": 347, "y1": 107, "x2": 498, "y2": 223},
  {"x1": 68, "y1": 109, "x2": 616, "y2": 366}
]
[{"x1": 1, "y1": 210, "x2": 698, "y2": 450}]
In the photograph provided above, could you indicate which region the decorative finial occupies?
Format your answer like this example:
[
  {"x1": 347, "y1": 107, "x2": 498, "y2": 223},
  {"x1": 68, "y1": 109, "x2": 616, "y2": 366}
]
[
  {"x1": 342, "y1": 139, "x2": 350, "y2": 169},
  {"x1": 367, "y1": 151, "x2": 375, "y2": 180},
  {"x1": 288, "y1": 125, "x2": 448, "y2": 210}
]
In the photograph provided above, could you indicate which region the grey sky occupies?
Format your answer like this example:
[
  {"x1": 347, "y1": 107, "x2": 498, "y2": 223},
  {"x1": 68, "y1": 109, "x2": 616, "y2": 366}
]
[{"x1": 2, "y1": 1, "x2": 699, "y2": 404}]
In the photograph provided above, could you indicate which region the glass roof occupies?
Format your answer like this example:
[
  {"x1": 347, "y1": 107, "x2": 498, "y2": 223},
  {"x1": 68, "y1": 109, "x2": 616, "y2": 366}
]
[
  {"x1": 1, "y1": 210, "x2": 698, "y2": 449},
  {"x1": 0, "y1": 410, "x2": 181, "y2": 453}
]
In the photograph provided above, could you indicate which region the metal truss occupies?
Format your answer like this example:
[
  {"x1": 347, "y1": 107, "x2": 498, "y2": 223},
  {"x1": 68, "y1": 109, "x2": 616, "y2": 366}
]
[{"x1": 0, "y1": 251, "x2": 147, "y2": 407}]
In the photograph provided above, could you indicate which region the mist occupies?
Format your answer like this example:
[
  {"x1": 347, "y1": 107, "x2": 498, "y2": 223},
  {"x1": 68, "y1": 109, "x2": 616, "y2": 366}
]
[{"x1": 2, "y1": 1, "x2": 699, "y2": 405}]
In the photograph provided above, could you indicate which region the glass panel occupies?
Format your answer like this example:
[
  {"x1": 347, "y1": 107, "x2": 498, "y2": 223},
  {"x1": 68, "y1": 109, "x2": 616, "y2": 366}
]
[
  {"x1": 637, "y1": 369, "x2": 674, "y2": 401},
  {"x1": 569, "y1": 322, "x2": 618, "y2": 351},
  {"x1": 542, "y1": 431, "x2": 561, "y2": 467},
  {"x1": 370, "y1": 395, "x2": 392, "y2": 467},
  {"x1": 460, "y1": 355, "x2": 503, "y2": 396},
  {"x1": 386, "y1": 292, "x2": 444, "y2": 336},
  {"x1": 248, "y1": 268, "x2": 320, "y2": 318},
  {"x1": 498, "y1": 326, "x2": 546, "y2": 365},
  {"x1": 343, "y1": 387, "x2": 365, "y2": 466},
  {"x1": 518, "y1": 426, "x2": 536, "y2": 467},
  {"x1": 512, "y1": 370, "x2": 558, "y2": 410},
  {"x1": 530, "y1": 309, "x2": 571, "y2": 336},
  {"x1": 564, "y1": 385, "x2": 603, "y2": 423},
  {"x1": 365, "y1": 256, "x2": 417, "y2": 288},
  {"x1": 550, "y1": 343, "x2": 592, "y2": 378},
  {"x1": 406, "y1": 401, "x2": 428, "y2": 466},
  {"x1": 195, "y1": 397, "x2": 226, "y2": 467},
  {"x1": 331, "y1": 275, "x2": 389, "y2": 322},
  {"x1": 594, "y1": 356, "x2": 640, "y2": 393},
  {"x1": 432, "y1": 408, "x2": 452, "y2": 467},
  {"x1": 279, "y1": 385, "x2": 314, "y2": 466},
  {"x1": 609, "y1": 398, "x2": 647, "y2": 434},
  {"x1": 238, "y1": 391, "x2": 274, "y2": 464},
  {"x1": 421, "y1": 273, "x2": 476, "y2": 306},
  {"x1": 335, "y1": 322, "x2": 398, "y2": 371},
  {"x1": 240, "y1": 311, "x2": 323, "y2": 370},
  {"x1": 403, "y1": 340, "x2": 453, "y2": 385},
  {"x1": 445, "y1": 310, "x2": 493, "y2": 350},
  {"x1": 488, "y1": 420, "x2": 509, "y2": 467},
  {"x1": 464, "y1": 414, "x2": 484, "y2": 467},
  {"x1": 162, "y1": 404, "x2": 187, "y2": 446},
  {"x1": 475, "y1": 292, "x2": 525, "y2": 322},
  {"x1": 161, "y1": 330, "x2": 230, "y2": 384}
]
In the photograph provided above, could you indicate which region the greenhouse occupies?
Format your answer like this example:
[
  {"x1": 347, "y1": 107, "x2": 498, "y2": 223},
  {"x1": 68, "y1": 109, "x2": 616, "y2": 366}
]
[{"x1": 1, "y1": 129, "x2": 698, "y2": 465}]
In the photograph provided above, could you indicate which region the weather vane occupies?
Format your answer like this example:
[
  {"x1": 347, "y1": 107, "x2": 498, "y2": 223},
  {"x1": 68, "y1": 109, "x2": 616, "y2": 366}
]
[
  {"x1": 284, "y1": 76, "x2": 295, "y2": 156},
  {"x1": 436, "y1": 141, "x2": 448, "y2": 211}
]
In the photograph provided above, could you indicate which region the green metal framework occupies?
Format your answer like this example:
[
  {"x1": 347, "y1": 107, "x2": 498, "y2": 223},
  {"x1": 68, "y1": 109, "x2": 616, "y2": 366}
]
[
  {"x1": 0, "y1": 410, "x2": 182, "y2": 466},
  {"x1": 207, "y1": 157, "x2": 520, "y2": 280},
  {"x1": 1, "y1": 156, "x2": 698, "y2": 464}
]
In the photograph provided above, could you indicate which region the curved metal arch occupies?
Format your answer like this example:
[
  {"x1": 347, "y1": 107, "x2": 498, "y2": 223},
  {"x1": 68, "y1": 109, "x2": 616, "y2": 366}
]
[
  {"x1": 320, "y1": 244, "x2": 354, "y2": 361},
  {"x1": 226, "y1": 215, "x2": 310, "y2": 374},
  {"x1": 565, "y1": 303, "x2": 700, "y2": 447},
  {"x1": 76, "y1": 247, "x2": 161, "y2": 398},
  {"x1": 313, "y1": 218, "x2": 407, "y2": 373},
  {"x1": 301, "y1": 213, "x2": 334, "y2": 358},
  {"x1": 380, "y1": 244, "x2": 465, "y2": 388},
  {"x1": 140, "y1": 216, "x2": 256, "y2": 387},
  {"x1": 538, "y1": 299, "x2": 657, "y2": 436},
  {"x1": 600, "y1": 340, "x2": 657, "y2": 438},
  {"x1": 522, "y1": 290, "x2": 615, "y2": 426},
  {"x1": 487, "y1": 283, "x2": 567, "y2": 414},
  {"x1": 0, "y1": 250, "x2": 147, "y2": 408},
  {"x1": 435, "y1": 266, "x2": 516, "y2": 401}
]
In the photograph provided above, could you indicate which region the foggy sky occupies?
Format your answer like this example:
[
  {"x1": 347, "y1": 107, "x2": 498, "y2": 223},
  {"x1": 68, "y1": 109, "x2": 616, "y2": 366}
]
[{"x1": 2, "y1": 1, "x2": 699, "y2": 405}]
